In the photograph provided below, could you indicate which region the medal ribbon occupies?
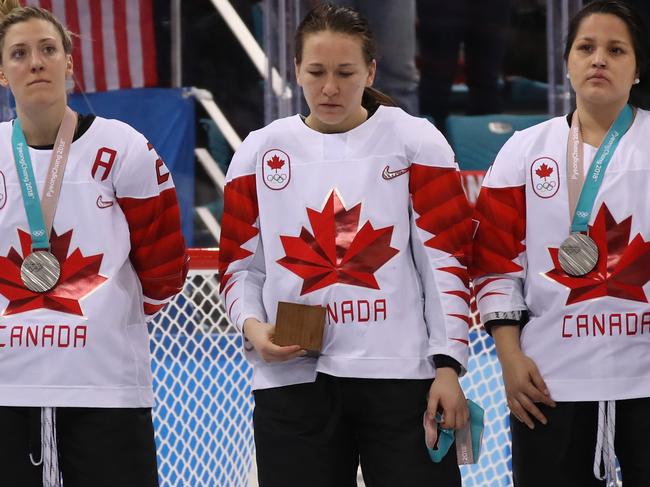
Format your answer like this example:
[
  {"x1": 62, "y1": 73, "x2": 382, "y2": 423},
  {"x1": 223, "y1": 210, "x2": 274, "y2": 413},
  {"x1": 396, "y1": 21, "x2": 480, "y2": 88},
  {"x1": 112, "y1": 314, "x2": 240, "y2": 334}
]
[
  {"x1": 12, "y1": 107, "x2": 77, "y2": 250},
  {"x1": 567, "y1": 104, "x2": 634, "y2": 233}
]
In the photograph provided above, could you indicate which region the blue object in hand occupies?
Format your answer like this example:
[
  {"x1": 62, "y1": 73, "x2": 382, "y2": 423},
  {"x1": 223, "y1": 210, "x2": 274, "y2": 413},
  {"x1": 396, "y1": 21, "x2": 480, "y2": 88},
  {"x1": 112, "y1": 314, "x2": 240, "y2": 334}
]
[{"x1": 427, "y1": 399, "x2": 484, "y2": 464}]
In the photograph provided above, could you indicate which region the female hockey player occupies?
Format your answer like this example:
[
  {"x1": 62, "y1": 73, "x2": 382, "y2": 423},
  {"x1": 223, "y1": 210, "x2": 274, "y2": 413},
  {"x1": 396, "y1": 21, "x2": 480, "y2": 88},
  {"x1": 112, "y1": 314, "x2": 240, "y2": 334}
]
[
  {"x1": 0, "y1": 2, "x2": 187, "y2": 486},
  {"x1": 219, "y1": 3, "x2": 472, "y2": 486},
  {"x1": 472, "y1": 1, "x2": 650, "y2": 485}
]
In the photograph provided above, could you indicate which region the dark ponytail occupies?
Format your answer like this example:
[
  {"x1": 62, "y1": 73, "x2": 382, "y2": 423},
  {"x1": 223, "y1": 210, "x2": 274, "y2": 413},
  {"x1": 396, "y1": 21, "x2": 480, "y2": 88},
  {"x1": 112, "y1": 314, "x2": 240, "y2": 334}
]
[
  {"x1": 362, "y1": 86, "x2": 397, "y2": 111},
  {"x1": 295, "y1": 3, "x2": 397, "y2": 110}
]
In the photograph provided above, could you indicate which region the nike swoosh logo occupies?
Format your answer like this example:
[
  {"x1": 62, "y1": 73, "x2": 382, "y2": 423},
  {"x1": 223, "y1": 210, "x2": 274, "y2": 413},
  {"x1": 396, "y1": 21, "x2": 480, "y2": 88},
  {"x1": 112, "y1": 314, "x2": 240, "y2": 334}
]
[
  {"x1": 96, "y1": 195, "x2": 114, "y2": 209},
  {"x1": 382, "y1": 165, "x2": 409, "y2": 180}
]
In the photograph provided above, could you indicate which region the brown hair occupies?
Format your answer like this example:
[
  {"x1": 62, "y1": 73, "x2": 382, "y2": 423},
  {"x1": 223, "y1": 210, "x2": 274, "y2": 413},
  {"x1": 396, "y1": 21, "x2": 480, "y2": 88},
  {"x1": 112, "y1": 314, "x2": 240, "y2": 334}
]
[
  {"x1": 295, "y1": 3, "x2": 397, "y2": 111},
  {"x1": 0, "y1": 0, "x2": 72, "y2": 64}
]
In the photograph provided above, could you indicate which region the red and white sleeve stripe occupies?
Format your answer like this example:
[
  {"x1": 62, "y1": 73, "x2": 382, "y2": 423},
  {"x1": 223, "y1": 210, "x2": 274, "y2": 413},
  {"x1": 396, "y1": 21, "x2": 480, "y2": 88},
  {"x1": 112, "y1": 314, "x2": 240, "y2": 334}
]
[
  {"x1": 218, "y1": 174, "x2": 268, "y2": 331},
  {"x1": 117, "y1": 188, "x2": 188, "y2": 317},
  {"x1": 409, "y1": 162, "x2": 473, "y2": 371}
]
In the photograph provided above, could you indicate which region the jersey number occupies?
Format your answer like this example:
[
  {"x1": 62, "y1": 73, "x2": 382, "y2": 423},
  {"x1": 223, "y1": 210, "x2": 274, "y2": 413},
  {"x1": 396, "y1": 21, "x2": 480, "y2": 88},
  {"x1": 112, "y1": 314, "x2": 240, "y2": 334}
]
[{"x1": 147, "y1": 142, "x2": 170, "y2": 185}]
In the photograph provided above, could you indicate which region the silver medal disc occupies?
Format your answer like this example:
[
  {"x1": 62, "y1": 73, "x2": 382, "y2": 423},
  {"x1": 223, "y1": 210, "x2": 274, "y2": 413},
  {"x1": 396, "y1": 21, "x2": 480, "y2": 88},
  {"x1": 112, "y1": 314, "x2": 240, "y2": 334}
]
[
  {"x1": 20, "y1": 250, "x2": 61, "y2": 293},
  {"x1": 558, "y1": 233, "x2": 599, "y2": 276}
]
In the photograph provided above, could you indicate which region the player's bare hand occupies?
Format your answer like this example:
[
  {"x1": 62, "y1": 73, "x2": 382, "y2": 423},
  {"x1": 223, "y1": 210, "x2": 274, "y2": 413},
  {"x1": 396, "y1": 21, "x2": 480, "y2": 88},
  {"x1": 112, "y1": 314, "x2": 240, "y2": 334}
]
[
  {"x1": 501, "y1": 351, "x2": 555, "y2": 429},
  {"x1": 243, "y1": 318, "x2": 306, "y2": 363},
  {"x1": 425, "y1": 368, "x2": 469, "y2": 448}
]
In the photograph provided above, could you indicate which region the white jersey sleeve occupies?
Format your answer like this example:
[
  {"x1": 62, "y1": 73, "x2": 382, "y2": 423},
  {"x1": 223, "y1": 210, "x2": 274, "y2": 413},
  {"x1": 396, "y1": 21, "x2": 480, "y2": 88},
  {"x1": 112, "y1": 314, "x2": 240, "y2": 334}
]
[
  {"x1": 408, "y1": 119, "x2": 472, "y2": 372},
  {"x1": 471, "y1": 131, "x2": 528, "y2": 320},
  {"x1": 218, "y1": 131, "x2": 267, "y2": 332},
  {"x1": 112, "y1": 123, "x2": 188, "y2": 318}
]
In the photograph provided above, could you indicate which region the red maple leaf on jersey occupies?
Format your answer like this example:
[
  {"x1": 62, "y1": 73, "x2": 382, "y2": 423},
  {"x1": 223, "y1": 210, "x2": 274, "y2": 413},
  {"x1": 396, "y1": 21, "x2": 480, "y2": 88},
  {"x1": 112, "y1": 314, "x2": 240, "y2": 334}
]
[
  {"x1": 267, "y1": 155, "x2": 285, "y2": 171},
  {"x1": 535, "y1": 163, "x2": 553, "y2": 179},
  {"x1": 277, "y1": 190, "x2": 399, "y2": 295},
  {"x1": 545, "y1": 204, "x2": 650, "y2": 305},
  {"x1": 0, "y1": 229, "x2": 108, "y2": 316}
]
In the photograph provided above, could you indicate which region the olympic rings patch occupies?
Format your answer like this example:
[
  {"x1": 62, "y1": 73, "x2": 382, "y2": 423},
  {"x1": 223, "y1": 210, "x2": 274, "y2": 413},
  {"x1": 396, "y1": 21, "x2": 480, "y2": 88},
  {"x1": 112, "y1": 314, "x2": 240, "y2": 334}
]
[
  {"x1": 267, "y1": 173, "x2": 288, "y2": 183},
  {"x1": 262, "y1": 149, "x2": 291, "y2": 191},
  {"x1": 530, "y1": 157, "x2": 560, "y2": 199},
  {"x1": 536, "y1": 180, "x2": 557, "y2": 191}
]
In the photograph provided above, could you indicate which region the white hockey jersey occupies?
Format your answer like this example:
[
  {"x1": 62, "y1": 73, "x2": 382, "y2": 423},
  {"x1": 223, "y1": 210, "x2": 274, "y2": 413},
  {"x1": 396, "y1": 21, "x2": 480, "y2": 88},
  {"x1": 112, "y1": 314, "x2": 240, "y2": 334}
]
[
  {"x1": 472, "y1": 110, "x2": 650, "y2": 401},
  {"x1": 219, "y1": 106, "x2": 471, "y2": 390},
  {"x1": 0, "y1": 115, "x2": 187, "y2": 407}
]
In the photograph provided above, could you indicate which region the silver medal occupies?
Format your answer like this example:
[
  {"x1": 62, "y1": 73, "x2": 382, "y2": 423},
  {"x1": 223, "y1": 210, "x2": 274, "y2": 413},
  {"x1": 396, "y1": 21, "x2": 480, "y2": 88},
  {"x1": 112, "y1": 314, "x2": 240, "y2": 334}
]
[
  {"x1": 558, "y1": 233, "x2": 599, "y2": 276},
  {"x1": 20, "y1": 250, "x2": 60, "y2": 292}
]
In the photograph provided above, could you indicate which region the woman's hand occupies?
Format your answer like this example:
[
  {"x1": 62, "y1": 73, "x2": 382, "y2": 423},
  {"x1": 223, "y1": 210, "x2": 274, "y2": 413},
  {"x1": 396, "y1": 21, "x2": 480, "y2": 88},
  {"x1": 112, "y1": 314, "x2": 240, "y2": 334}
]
[
  {"x1": 491, "y1": 324, "x2": 556, "y2": 429},
  {"x1": 424, "y1": 368, "x2": 469, "y2": 448},
  {"x1": 243, "y1": 318, "x2": 307, "y2": 363},
  {"x1": 500, "y1": 351, "x2": 555, "y2": 429}
]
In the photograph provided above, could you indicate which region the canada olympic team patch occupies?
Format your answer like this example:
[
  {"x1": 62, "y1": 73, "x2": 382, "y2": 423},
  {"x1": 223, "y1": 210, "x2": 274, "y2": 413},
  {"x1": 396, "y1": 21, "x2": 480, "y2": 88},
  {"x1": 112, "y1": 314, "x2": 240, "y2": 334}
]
[
  {"x1": 262, "y1": 149, "x2": 291, "y2": 190},
  {"x1": 530, "y1": 157, "x2": 560, "y2": 198}
]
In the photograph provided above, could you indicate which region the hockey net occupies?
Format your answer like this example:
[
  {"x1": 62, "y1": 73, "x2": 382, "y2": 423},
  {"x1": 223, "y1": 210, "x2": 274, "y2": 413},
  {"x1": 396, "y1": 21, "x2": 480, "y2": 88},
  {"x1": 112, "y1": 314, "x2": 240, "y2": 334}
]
[
  {"x1": 149, "y1": 244, "x2": 512, "y2": 487},
  {"x1": 150, "y1": 249, "x2": 255, "y2": 487}
]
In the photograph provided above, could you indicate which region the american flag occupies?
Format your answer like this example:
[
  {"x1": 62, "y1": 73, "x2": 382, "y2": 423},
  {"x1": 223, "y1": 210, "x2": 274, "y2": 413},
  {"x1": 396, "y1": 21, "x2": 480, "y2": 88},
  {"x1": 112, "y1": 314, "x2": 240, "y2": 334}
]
[{"x1": 25, "y1": 0, "x2": 158, "y2": 93}]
